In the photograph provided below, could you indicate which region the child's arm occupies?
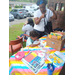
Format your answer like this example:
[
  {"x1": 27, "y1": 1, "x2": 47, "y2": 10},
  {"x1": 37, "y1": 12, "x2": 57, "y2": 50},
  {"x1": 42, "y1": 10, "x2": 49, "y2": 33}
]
[{"x1": 29, "y1": 42, "x2": 40, "y2": 47}]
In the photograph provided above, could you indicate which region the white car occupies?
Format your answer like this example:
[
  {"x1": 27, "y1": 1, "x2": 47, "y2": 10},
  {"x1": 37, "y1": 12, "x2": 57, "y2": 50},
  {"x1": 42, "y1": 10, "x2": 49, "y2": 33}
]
[
  {"x1": 26, "y1": 9, "x2": 34, "y2": 17},
  {"x1": 31, "y1": 4, "x2": 39, "y2": 10},
  {"x1": 9, "y1": 13, "x2": 14, "y2": 22},
  {"x1": 26, "y1": 9, "x2": 38, "y2": 17},
  {"x1": 25, "y1": 5, "x2": 39, "y2": 17}
]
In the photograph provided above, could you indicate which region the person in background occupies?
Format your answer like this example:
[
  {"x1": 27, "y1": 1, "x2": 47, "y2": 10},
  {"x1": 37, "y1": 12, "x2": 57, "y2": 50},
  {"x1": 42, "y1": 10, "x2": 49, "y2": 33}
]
[
  {"x1": 17, "y1": 18, "x2": 34, "y2": 40},
  {"x1": 26, "y1": 30, "x2": 40, "y2": 47},
  {"x1": 34, "y1": 0, "x2": 57, "y2": 38}
]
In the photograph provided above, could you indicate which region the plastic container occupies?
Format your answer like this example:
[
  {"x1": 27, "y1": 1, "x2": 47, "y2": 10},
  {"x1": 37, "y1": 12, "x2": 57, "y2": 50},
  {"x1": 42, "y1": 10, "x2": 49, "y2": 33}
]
[
  {"x1": 47, "y1": 63, "x2": 55, "y2": 75},
  {"x1": 15, "y1": 51, "x2": 25, "y2": 60}
]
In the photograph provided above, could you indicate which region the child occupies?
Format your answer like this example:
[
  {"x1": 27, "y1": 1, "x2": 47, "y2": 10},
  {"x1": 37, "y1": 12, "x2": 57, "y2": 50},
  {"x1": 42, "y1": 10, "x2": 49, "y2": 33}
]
[
  {"x1": 26, "y1": 30, "x2": 40, "y2": 47},
  {"x1": 17, "y1": 18, "x2": 34, "y2": 40}
]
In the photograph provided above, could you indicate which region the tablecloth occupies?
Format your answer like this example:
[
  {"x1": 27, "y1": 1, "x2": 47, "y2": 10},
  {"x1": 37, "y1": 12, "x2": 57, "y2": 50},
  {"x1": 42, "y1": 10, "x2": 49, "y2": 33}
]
[{"x1": 9, "y1": 35, "x2": 65, "y2": 75}]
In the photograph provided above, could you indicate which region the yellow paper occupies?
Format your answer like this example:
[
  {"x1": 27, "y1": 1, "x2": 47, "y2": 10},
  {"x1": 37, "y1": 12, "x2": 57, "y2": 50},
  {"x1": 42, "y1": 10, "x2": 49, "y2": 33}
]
[{"x1": 31, "y1": 52, "x2": 37, "y2": 57}]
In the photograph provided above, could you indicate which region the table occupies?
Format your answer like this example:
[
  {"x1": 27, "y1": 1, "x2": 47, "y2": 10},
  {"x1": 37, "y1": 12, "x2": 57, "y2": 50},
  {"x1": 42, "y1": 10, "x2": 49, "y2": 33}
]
[{"x1": 9, "y1": 35, "x2": 65, "y2": 75}]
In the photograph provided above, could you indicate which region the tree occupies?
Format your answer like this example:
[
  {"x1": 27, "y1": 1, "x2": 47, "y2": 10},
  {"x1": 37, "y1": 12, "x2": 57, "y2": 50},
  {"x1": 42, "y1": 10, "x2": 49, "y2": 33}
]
[
  {"x1": 33, "y1": 0, "x2": 37, "y2": 3},
  {"x1": 29, "y1": 0, "x2": 32, "y2": 2}
]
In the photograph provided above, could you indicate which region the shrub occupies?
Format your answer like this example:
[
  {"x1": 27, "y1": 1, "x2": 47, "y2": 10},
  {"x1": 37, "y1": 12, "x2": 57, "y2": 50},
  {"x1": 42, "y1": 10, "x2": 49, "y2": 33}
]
[
  {"x1": 15, "y1": 5, "x2": 23, "y2": 8},
  {"x1": 9, "y1": 6, "x2": 11, "y2": 9},
  {"x1": 15, "y1": 5, "x2": 19, "y2": 8}
]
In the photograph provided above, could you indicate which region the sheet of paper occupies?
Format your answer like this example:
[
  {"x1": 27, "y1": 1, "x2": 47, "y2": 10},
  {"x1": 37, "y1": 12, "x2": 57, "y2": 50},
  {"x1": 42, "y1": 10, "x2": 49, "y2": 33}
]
[
  {"x1": 54, "y1": 51, "x2": 65, "y2": 61},
  {"x1": 33, "y1": 40, "x2": 40, "y2": 44}
]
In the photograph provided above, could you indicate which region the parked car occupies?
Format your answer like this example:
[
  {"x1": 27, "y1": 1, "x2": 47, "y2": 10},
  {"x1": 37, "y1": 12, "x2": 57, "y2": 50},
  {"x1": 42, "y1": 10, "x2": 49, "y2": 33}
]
[
  {"x1": 25, "y1": 6, "x2": 39, "y2": 17},
  {"x1": 23, "y1": 9, "x2": 27, "y2": 18},
  {"x1": 30, "y1": 4, "x2": 39, "y2": 10},
  {"x1": 26, "y1": 9, "x2": 34, "y2": 17},
  {"x1": 9, "y1": 13, "x2": 14, "y2": 22},
  {"x1": 10, "y1": 8, "x2": 27, "y2": 19}
]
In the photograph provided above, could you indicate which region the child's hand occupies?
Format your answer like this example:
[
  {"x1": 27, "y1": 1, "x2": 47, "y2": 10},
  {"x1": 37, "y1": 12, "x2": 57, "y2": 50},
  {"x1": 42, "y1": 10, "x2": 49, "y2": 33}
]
[
  {"x1": 29, "y1": 44, "x2": 34, "y2": 47},
  {"x1": 17, "y1": 36, "x2": 23, "y2": 39},
  {"x1": 38, "y1": 42, "x2": 40, "y2": 45},
  {"x1": 24, "y1": 23, "x2": 27, "y2": 26},
  {"x1": 24, "y1": 21, "x2": 28, "y2": 26},
  {"x1": 29, "y1": 42, "x2": 40, "y2": 47}
]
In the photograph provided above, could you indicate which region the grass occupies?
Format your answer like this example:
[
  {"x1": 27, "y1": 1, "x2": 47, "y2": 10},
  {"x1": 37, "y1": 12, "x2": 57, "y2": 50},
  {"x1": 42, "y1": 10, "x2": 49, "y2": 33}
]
[
  {"x1": 9, "y1": 23, "x2": 26, "y2": 57},
  {"x1": 9, "y1": 8, "x2": 12, "y2": 12},
  {"x1": 9, "y1": 23, "x2": 24, "y2": 41}
]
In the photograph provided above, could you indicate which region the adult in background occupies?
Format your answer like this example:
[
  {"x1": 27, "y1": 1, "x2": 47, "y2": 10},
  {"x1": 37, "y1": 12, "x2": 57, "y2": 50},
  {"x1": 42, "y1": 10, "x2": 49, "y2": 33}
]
[{"x1": 34, "y1": 0, "x2": 57, "y2": 38}]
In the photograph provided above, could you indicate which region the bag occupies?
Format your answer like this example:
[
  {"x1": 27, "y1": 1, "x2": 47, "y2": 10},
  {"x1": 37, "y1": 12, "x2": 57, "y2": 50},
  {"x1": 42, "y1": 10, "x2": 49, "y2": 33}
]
[
  {"x1": 45, "y1": 21, "x2": 53, "y2": 34},
  {"x1": 44, "y1": 10, "x2": 53, "y2": 34}
]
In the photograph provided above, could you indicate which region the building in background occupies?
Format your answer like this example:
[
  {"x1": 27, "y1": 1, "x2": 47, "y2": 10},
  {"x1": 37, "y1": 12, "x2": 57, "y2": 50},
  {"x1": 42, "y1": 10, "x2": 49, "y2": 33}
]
[
  {"x1": 9, "y1": 1, "x2": 35, "y2": 8},
  {"x1": 48, "y1": 0, "x2": 65, "y2": 30}
]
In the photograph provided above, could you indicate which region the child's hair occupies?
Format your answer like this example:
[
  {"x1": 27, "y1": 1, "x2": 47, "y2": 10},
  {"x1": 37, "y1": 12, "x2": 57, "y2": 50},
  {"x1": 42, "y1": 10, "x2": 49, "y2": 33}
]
[
  {"x1": 27, "y1": 18, "x2": 34, "y2": 27},
  {"x1": 30, "y1": 30, "x2": 39, "y2": 38}
]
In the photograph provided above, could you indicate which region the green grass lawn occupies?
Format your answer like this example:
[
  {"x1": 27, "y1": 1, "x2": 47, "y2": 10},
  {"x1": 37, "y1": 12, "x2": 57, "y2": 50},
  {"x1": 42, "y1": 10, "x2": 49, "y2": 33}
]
[
  {"x1": 9, "y1": 8, "x2": 12, "y2": 12},
  {"x1": 9, "y1": 23, "x2": 26, "y2": 57},
  {"x1": 9, "y1": 23, "x2": 24, "y2": 42}
]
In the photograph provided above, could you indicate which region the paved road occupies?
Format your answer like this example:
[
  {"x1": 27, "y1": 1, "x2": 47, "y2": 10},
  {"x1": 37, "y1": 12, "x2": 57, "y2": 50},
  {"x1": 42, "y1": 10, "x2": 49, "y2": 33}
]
[{"x1": 9, "y1": 17, "x2": 34, "y2": 26}]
